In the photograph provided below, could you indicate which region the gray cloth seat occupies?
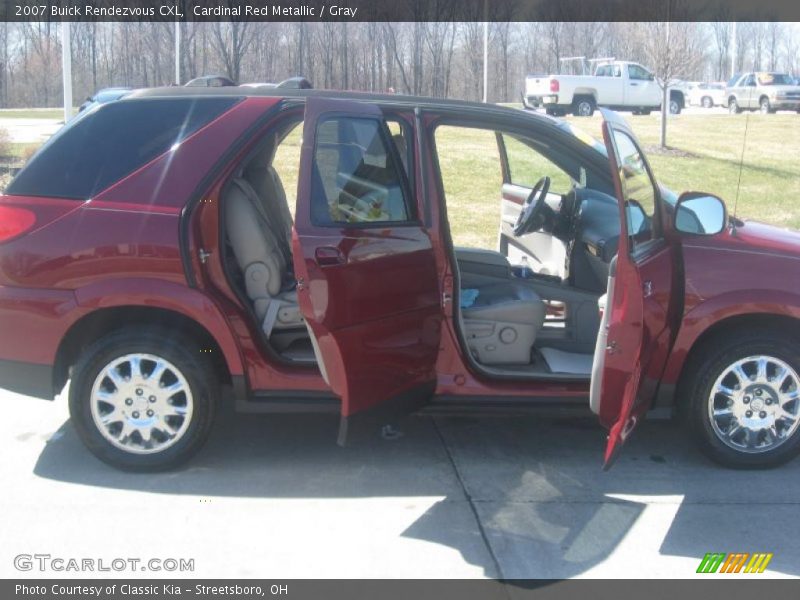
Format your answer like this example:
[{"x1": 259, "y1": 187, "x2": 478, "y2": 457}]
[
  {"x1": 242, "y1": 133, "x2": 294, "y2": 264},
  {"x1": 224, "y1": 143, "x2": 304, "y2": 336},
  {"x1": 462, "y1": 281, "x2": 546, "y2": 365}
]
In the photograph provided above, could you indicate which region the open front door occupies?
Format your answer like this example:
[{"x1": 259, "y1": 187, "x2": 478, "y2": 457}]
[
  {"x1": 292, "y1": 97, "x2": 442, "y2": 442},
  {"x1": 590, "y1": 109, "x2": 682, "y2": 469}
]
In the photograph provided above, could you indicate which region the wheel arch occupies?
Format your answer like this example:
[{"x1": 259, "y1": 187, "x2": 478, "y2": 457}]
[
  {"x1": 54, "y1": 305, "x2": 239, "y2": 399},
  {"x1": 671, "y1": 312, "x2": 800, "y2": 414},
  {"x1": 572, "y1": 90, "x2": 597, "y2": 103},
  {"x1": 669, "y1": 89, "x2": 685, "y2": 107}
]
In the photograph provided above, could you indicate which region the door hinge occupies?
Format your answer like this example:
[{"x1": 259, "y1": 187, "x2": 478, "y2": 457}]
[{"x1": 199, "y1": 248, "x2": 212, "y2": 264}]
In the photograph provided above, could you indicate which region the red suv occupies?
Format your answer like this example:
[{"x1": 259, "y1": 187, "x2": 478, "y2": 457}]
[{"x1": 2, "y1": 89, "x2": 799, "y2": 471}]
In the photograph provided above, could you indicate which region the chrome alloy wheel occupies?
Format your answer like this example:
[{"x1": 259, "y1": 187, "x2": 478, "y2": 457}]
[
  {"x1": 708, "y1": 355, "x2": 800, "y2": 453},
  {"x1": 90, "y1": 353, "x2": 194, "y2": 454}
]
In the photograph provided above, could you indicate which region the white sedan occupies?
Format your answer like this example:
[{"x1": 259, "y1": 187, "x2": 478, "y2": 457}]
[{"x1": 689, "y1": 82, "x2": 727, "y2": 108}]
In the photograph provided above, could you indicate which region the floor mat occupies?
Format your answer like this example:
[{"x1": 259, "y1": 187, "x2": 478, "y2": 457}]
[{"x1": 539, "y1": 347, "x2": 593, "y2": 376}]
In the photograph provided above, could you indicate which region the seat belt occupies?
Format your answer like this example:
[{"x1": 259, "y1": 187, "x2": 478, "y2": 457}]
[{"x1": 262, "y1": 299, "x2": 282, "y2": 337}]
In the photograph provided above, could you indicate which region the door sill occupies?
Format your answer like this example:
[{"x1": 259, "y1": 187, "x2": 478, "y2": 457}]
[
  {"x1": 236, "y1": 391, "x2": 340, "y2": 414},
  {"x1": 422, "y1": 394, "x2": 590, "y2": 417}
]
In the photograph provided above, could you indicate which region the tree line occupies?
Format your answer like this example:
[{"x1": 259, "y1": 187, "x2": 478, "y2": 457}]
[{"x1": 0, "y1": 20, "x2": 798, "y2": 108}]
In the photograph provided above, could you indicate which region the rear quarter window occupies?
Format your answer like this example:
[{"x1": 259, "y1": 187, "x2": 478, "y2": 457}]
[{"x1": 7, "y1": 97, "x2": 239, "y2": 200}]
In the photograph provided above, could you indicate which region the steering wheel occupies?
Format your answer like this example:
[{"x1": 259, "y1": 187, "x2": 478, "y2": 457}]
[{"x1": 513, "y1": 176, "x2": 551, "y2": 237}]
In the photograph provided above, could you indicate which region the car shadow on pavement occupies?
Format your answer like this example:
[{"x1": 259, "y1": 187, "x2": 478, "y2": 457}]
[{"x1": 33, "y1": 407, "x2": 800, "y2": 578}]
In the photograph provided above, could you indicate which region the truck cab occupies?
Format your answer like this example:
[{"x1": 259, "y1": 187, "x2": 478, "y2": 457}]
[{"x1": 524, "y1": 60, "x2": 685, "y2": 117}]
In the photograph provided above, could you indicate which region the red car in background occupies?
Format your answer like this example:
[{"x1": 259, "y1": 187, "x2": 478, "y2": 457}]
[{"x1": 1, "y1": 88, "x2": 799, "y2": 471}]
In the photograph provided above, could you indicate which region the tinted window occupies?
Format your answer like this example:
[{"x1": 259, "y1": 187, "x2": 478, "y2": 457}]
[
  {"x1": 8, "y1": 98, "x2": 238, "y2": 199},
  {"x1": 311, "y1": 117, "x2": 412, "y2": 225}
]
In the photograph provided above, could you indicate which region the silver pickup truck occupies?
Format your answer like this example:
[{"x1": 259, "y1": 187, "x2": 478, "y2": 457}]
[{"x1": 726, "y1": 72, "x2": 800, "y2": 114}]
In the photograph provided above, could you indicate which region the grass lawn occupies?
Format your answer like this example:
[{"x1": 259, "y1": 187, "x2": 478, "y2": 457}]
[{"x1": 0, "y1": 108, "x2": 69, "y2": 120}]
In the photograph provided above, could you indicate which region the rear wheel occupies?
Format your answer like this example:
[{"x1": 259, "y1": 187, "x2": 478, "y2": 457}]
[
  {"x1": 687, "y1": 330, "x2": 800, "y2": 468},
  {"x1": 729, "y1": 98, "x2": 742, "y2": 113},
  {"x1": 760, "y1": 97, "x2": 775, "y2": 114},
  {"x1": 572, "y1": 97, "x2": 595, "y2": 117},
  {"x1": 669, "y1": 97, "x2": 682, "y2": 114},
  {"x1": 69, "y1": 328, "x2": 218, "y2": 471},
  {"x1": 702, "y1": 96, "x2": 713, "y2": 108}
]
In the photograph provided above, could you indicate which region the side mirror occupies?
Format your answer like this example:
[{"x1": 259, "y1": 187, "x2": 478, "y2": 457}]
[
  {"x1": 674, "y1": 192, "x2": 727, "y2": 236},
  {"x1": 648, "y1": 73, "x2": 655, "y2": 81},
  {"x1": 625, "y1": 200, "x2": 648, "y2": 234}
]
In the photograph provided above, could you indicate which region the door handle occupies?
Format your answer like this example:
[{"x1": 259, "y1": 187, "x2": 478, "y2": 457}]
[
  {"x1": 315, "y1": 246, "x2": 345, "y2": 267},
  {"x1": 630, "y1": 82, "x2": 639, "y2": 86},
  {"x1": 643, "y1": 280, "x2": 654, "y2": 297}
]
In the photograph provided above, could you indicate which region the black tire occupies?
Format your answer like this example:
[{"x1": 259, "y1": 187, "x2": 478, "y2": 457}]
[
  {"x1": 686, "y1": 329, "x2": 800, "y2": 469},
  {"x1": 639, "y1": 108, "x2": 652, "y2": 116},
  {"x1": 68, "y1": 328, "x2": 218, "y2": 471},
  {"x1": 669, "y1": 97, "x2": 682, "y2": 114},
  {"x1": 759, "y1": 97, "x2": 775, "y2": 114},
  {"x1": 702, "y1": 96, "x2": 713, "y2": 109},
  {"x1": 729, "y1": 98, "x2": 742, "y2": 114},
  {"x1": 572, "y1": 97, "x2": 595, "y2": 117}
]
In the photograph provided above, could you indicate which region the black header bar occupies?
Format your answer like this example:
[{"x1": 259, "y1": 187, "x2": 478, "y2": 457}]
[{"x1": 2, "y1": 0, "x2": 800, "y2": 22}]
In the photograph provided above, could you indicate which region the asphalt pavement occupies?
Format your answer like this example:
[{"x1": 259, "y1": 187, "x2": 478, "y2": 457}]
[{"x1": 1, "y1": 386, "x2": 798, "y2": 579}]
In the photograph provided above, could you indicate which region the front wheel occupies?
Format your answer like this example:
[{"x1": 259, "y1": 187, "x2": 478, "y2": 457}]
[
  {"x1": 69, "y1": 328, "x2": 218, "y2": 471},
  {"x1": 669, "y1": 98, "x2": 682, "y2": 114},
  {"x1": 687, "y1": 331, "x2": 800, "y2": 468}
]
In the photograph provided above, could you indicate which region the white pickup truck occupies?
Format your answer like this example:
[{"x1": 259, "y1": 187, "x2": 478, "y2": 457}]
[{"x1": 523, "y1": 60, "x2": 686, "y2": 117}]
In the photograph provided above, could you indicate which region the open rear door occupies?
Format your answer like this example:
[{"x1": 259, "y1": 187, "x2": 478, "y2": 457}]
[
  {"x1": 292, "y1": 97, "x2": 442, "y2": 442},
  {"x1": 590, "y1": 109, "x2": 682, "y2": 469}
]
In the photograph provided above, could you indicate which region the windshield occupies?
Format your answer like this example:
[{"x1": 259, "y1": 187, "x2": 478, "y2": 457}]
[{"x1": 756, "y1": 72, "x2": 794, "y2": 86}]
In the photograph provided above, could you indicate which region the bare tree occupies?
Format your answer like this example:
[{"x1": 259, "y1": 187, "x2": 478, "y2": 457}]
[
  {"x1": 641, "y1": 20, "x2": 706, "y2": 147},
  {"x1": 210, "y1": 21, "x2": 255, "y2": 83}
]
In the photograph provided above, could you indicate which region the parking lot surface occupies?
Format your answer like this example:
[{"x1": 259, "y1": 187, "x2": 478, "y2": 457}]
[{"x1": 1, "y1": 387, "x2": 799, "y2": 579}]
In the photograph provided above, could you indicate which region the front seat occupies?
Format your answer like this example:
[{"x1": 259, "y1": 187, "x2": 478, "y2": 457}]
[
  {"x1": 224, "y1": 175, "x2": 304, "y2": 336},
  {"x1": 461, "y1": 281, "x2": 546, "y2": 365}
]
